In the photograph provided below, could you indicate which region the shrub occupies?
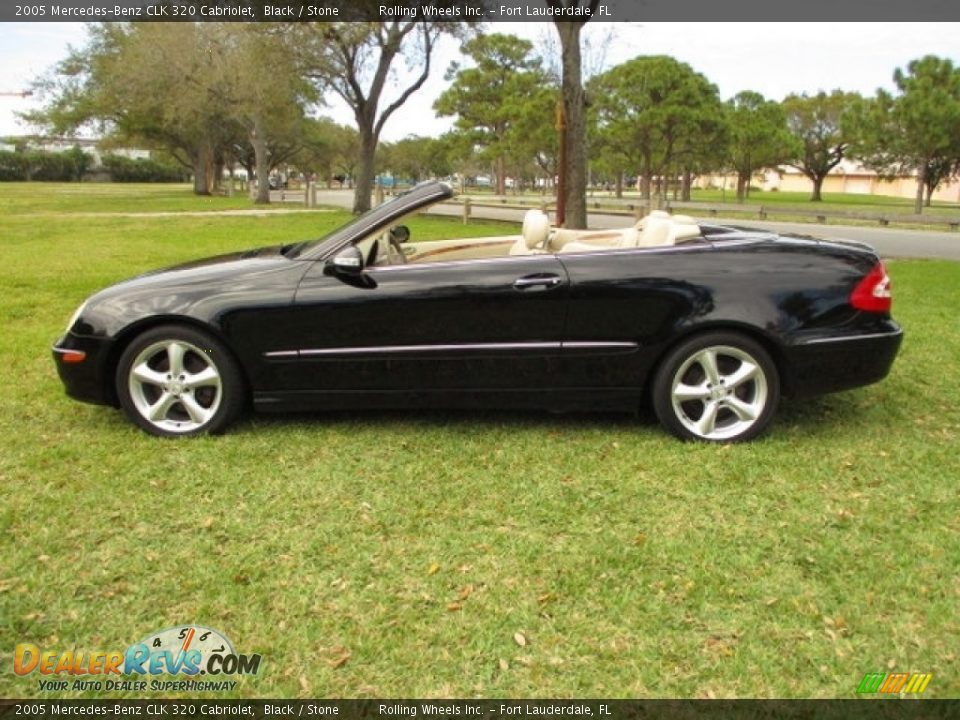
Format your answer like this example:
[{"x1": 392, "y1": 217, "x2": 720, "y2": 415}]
[{"x1": 101, "y1": 154, "x2": 188, "y2": 182}]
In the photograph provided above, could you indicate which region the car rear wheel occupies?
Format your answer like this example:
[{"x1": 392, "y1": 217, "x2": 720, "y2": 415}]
[
  {"x1": 116, "y1": 325, "x2": 245, "y2": 437},
  {"x1": 652, "y1": 332, "x2": 779, "y2": 442}
]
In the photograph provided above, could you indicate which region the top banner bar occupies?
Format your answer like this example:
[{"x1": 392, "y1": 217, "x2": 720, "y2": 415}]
[{"x1": 5, "y1": 0, "x2": 960, "y2": 22}]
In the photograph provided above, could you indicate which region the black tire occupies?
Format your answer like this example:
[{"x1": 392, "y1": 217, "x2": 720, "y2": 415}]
[
  {"x1": 115, "y1": 324, "x2": 245, "y2": 437},
  {"x1": 652, "y1": 331, "x2": 780, "y2": 442}
]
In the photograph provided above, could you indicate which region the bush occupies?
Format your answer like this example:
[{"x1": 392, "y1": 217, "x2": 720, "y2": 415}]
[
  {"x1": 0, "y1": 151, "x2": 27, "y2": 181},
  {"x1": 101, "y1": 154, "x2": 188, "y2": 182},
  {"x1": 0, "y1": 147, "x2": 92, "y2": 181}
]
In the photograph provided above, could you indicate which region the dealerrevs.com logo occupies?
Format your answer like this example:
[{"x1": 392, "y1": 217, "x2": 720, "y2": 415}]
[{"x1": 15, "y1": 625, "x2": 262, "y2": 692}]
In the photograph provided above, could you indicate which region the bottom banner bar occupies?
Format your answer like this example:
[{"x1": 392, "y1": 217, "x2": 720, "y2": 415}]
[{"x1": 1, "y1": 699, "x2": 958, "y2": 720}]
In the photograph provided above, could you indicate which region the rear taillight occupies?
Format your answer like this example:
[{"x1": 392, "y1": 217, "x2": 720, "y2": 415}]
[{"x1": 850, "y1": 262, "x2": 892, "y2": 313}]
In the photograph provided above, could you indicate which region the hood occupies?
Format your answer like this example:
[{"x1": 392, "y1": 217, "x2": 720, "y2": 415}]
[{"x1": 73, "y1": 245, "x2": 307, "y2": 338}]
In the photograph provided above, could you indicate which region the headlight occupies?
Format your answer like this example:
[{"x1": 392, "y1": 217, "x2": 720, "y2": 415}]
[{"x1": 65, "y1": 301, "x2": 88, "y2": 334}]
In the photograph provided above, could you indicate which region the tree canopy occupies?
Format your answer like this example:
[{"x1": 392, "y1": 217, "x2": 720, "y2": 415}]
[
  {"x1": 782, "y1": 90, "x2": 861, "y2": 202},
  {"x1": 435, "y1": 33, "x2": 551, "y2": 195},
  {"x1": 850, "y1": 55, "x2": 960, "y2": 212},
  {"x1": 589, "y1": 56, "x2": 722, "y2": 204},
  {"x1": 726, "y1": 91, "x2": 792, "y2": 202}
]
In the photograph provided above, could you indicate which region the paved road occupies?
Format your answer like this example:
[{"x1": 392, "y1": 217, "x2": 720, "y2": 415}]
[{"x1": 307, "y1": 189, "x2": 960, "y2": 261}]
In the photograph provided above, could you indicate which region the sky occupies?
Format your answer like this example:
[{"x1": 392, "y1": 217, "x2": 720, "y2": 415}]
[{"x1": 2, "y1": 22, "x2": 960, "y2": 142}]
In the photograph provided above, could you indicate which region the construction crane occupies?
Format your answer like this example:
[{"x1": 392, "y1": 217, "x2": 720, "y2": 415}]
[{"x1": 0, "y1": 90, "x2": 33, "y2": 97}]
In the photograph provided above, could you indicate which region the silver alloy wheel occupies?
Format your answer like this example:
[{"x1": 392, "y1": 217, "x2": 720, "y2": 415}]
[
  {"x1": 670, "y1": 344, "x2": 768, "y2": 441},
  {"x1": 127, "y1": 339, "x2": 223, "y2": 434}
]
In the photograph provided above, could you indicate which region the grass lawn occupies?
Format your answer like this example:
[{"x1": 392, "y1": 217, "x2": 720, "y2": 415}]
[
  {"x1": 0, "y1": 182, "x2": 265, "y2": 215},
  {"x1": 0, "y1": 184, "x2": 958, "y2": 699}
]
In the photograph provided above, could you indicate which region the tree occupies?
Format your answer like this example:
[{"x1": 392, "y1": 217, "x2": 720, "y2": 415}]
[
  {"x1": 380, "y1": 135, "x2": 452, "y2": 182},
  {"x1": 849, "y1": 56, "x2": 960, "y2": 213},
  {"x1": 212, "y1": 25, "x2": 316, "y2": 204},
  {"x1": 726, "y1": 91, "x2": 792, "y2": 202},
  {"x1": 589, "y1": 56, "x2": 722, "y2": 205},
  {"x1": 26, "y1": 24, "x2": 238, "y2": 195},
  {"x1": 25, "y1": 23, "x2": 311, "y2": 198},
  {"x1": 548, "y1": 0, "x2": 600, "y2": 228},
  {"x1": 303, "y1": 21, "x2": 467, "y2": 213},
  {"x1": 781, "y1": 90, "x2": 860, "y2": 202},
  {"x1": 435, "y1": 33, "x2": 549, "y2": 195}
]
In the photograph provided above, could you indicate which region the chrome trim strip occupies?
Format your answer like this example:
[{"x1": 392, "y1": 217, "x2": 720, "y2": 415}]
[
  {"x1": 300, "y1": 342, "x2": 561, "y2": 357},
  {"x1": 799, "y1": 331, "x2": 902, "y2": 346},
  {"x1": 564, "y1": 341, "x2": 639, "y2": 350},
  {"x1": 264, "y1": 341, "x2": 640, "y2": 359}
]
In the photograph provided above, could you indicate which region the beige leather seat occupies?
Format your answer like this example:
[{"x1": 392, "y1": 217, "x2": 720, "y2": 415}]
[
  {"x1": 665, "y1": 214, "x2": 701, "y2": 244},
  {"x1": 510, "y1": 209, "x2": 551, "y2": 255},
  {"x1": 632, "y1": 213, "x2": 674, "y2": 248},
  {"x1": 554, "y1": 210, "x2": 702, "y2": 254}
]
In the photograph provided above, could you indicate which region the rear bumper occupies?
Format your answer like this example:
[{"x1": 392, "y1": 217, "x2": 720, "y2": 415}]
[
  {"x1": 52, "y1": 333, "x2": 116, "y2": 407},
  {"x1": 783, "y1": 322, "x2": 903, "y2": 398}
]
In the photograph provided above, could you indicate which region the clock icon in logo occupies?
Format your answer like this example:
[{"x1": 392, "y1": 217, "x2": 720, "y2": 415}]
[{"x1": 138, "y1": 625, "x2": 235, "y2": 673}]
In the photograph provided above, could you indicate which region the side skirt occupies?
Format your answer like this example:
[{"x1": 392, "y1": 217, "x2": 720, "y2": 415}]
[{"x1": 252, "y1": 388, "x2": 642, "y2": 414}]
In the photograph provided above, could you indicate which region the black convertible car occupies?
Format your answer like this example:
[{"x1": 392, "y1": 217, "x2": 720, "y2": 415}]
[{"x1": 53, "y1": 182, "x2": 902, "y2": 442}]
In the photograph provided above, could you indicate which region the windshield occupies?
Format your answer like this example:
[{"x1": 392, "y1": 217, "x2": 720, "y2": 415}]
[{"x1": 284, "y1": 182, "x2": 453, "y2": 259}]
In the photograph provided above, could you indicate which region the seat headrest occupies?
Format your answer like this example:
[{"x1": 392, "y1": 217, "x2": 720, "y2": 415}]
[
  {"x1": 634, "y1": 209, "x2": 671, "y2": 229},
  {"x1": 667, "y1": 215, "x2": 701, "y2": 244},
  {"x1": 522, "y1": 209, "x2": 551, "y2": 250}
]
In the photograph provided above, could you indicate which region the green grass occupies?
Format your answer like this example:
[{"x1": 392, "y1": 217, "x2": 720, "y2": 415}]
[
  {"x1": 686, "y1": 188, "x2": 960, "y2": 214},
  {"x1": 0, "y1": 184, "x2": 958, "y2": 699},
  {"x1": 0, "y1": 182, "x2": 262, "y2": 215}
]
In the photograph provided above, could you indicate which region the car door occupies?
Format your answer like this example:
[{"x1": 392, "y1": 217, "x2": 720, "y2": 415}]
[{"x1": 268, "y1": 253, "x2": 571, "y2": 397}]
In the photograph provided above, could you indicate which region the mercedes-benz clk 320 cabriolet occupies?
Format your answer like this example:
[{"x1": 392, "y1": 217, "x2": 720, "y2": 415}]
[{"x1": 53, "y1": 181, "x2": 903, "y2": 442}]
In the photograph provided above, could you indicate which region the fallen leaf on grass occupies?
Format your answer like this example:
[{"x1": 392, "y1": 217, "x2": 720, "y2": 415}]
[
  {"x1": 327, "y1": 647, "x2": 351, "y2": 669},
  {"x1": 498, "y1": 658, "x2": 509, "y2": 671},
  {"x1": 513, "y1": 631, "x2": 528, "y2": 647},
  {"x1": 447, "y1": 602, "x2": 462, "y2": 612},
  {"x1": 427, "y1": 563, "x2": 440, "y2": 576},
  {"x1": 457, "y1": 584, "x2": 474, "y2": 601},
  {"x1": 299, "y1": 675, "x2": 310, "y2": 693}
]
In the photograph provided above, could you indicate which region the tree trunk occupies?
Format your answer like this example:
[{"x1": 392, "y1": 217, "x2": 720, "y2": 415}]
[
  {"x1": 495, "y1": 155, "x2": 506, "y2": 196},
  {"x1": 914, "y1": 162, "x2": 926, "y2": 214},
  {"x1": 554, "y1": 22, "x2": 588, "y2": 229},
  {"x1": 641, "y1": 173, "x2": 651, "y2": 201},
  {"x1": 736, "y1": 174, "x2": 747, "y2": 203},
  {"x1": 192, "y1": 145, "x2": 211, "y2": 196},
  {"x1": 810, "y1": 175, "x2": 824, "y2": 202},
  {"x1": 615, "y1": 172, "x2": 623, "y2": 199},
  {"x1": 353, "y1": 126, "x2": 378, "y2": 214},
  {"x1": 251, "y1": 118, "x2": 271, "y2": 205},
  {"x1": 925, "y1": 181, "x2": 934, "y2": 207},
  {"x1": 681, "y1": 170, "x2": 692, "y2": 202}
]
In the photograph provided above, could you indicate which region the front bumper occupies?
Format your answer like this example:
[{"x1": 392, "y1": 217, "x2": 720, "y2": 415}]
[
  {"x1": 783, "y1": 321, "x2": 904, "y2": 398},
  {"x1": 52, "y1": 333, "x2": 117, "y2": 407}
]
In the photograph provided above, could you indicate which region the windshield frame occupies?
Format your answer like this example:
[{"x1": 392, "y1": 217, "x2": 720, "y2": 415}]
[{"x1": 290, "y1": 181, "x2": 454, "y2": 261}]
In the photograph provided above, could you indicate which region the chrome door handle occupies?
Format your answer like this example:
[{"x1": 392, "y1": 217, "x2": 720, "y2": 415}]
[{"x1": 513, "y1": 274, "x2": 562, "y2": 289}]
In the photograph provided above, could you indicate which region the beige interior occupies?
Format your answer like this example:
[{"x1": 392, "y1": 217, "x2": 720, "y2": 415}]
[{"x1": 389, "y1": 209, "x2": 702, "y2": 266}]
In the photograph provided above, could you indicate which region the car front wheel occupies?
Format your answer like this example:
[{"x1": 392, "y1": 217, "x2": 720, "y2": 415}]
[
  {"x1": 652, "y1": 332, "x2": 780, "y2": 442},
  {"x1": 116, "y1": 325, "x2": 245, "y2": 437}
]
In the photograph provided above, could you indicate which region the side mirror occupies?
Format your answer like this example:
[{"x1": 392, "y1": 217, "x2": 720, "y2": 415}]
[{"x1": 326, "y1": 245, "x2": 364, "y2": 275}]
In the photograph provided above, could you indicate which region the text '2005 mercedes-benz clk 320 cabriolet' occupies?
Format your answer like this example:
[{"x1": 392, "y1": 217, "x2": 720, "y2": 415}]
[{"x1": 53, "y1": 182, "x2": 902, "y2": 442}]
